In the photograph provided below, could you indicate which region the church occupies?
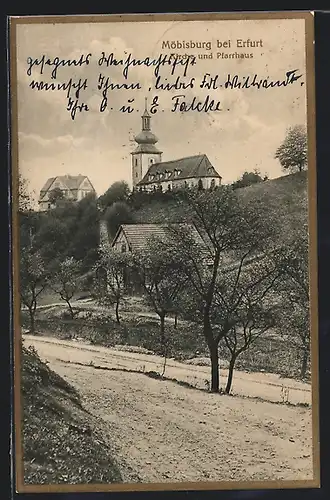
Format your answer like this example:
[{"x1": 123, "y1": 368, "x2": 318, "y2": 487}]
[{"x1": 131, "y1": 101, "x2": 222, "y2": 192}]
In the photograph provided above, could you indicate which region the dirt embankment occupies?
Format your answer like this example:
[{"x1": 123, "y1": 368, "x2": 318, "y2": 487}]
[{"x1": 21, "y1": 345, "x2": 130, "y2": 485}]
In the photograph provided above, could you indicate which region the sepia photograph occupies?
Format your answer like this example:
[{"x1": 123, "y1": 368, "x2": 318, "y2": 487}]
[{"x1": 10, "y1": 11, "x2": 319, "y2": 492}]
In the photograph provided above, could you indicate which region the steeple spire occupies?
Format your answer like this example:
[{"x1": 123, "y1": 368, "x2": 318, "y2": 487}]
[{"x1": 142, "y1": 97, "x2": 151, "y2": 131}]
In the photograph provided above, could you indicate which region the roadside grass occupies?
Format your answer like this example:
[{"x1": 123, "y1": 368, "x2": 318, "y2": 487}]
[
  {"x1": 53, "y1": 357, "x2": 311, "y2": 410},
  {"x1": 21, "y1": 301, "x2": 310, "y2": 382},
  {"x1": 21, "y1": 345, "x2": 123, "y2": 484}
]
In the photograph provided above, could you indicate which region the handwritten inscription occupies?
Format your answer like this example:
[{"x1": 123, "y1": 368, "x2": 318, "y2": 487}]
[{"x1": 25, "y1": 52, "x2": 305, "y2": 120}]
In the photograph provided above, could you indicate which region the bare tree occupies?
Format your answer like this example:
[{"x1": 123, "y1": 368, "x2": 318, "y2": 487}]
[
  {"x1": 132, "y1": 235, "x2": 188, "y2": 376},
  {"x1": 20, "y1": 251, "x2": 48, "y2": 333},
  {"x1": 220, "y1": 259, "x2": 280, "y2": 393},
  {"x1": 51, "y1": 257, "x2": 82, "y2": 319},
  {"x1": 273, "y1": 233, "x2": 310, "y2": 379},
  {"x1": 168, "y1": 188, "x2": 278, "y2": 392},
  {"x1": 95, "y1": 243, "x2": 132, "y2": 324}
]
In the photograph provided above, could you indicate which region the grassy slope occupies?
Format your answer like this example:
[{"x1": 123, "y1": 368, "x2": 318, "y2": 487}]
[
  {"x1": 134, "y1": 171, "x2": 308, "y2": 243},
  {"x1": 21, "y1": 345, "x2": 123, "y2": 485}
]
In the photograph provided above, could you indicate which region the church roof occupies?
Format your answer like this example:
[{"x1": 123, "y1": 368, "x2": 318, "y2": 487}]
[
  {"x1": 134, "y1": 130, "x2": 159, "y2": 145},
  {"x1": 112, "y1": 223, "x2": 206, "y2": 253},
  {"x1": 137, "y1": 154, "x2": 221, "y2": 185},
  {"x1": 132, "y1": 143, "x2": 163, "y2": 154}
]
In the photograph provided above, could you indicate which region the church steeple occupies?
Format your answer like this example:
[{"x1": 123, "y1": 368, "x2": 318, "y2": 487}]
[
  {"x1": 142, "y1": 98, "x2": 151, "y2": 131},
  {"x1": 131, "y1": 97, "x2": 163, "y2": 189}
]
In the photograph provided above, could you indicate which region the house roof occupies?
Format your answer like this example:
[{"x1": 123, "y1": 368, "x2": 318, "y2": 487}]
[
  {"x1": 39, "y1": 175, "x2": 95, "y2": 195},
  {"x1": 137, "y1": 154, "x2": 221, "y2": 186},
  {"x1": 112, "y1": 223, "x2": 207, "y2": 253}
]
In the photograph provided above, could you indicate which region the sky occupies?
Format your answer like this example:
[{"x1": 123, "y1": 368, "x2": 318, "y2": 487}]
[{"x1": 14, "y1": 15, "x2": 308, "y2": 203}]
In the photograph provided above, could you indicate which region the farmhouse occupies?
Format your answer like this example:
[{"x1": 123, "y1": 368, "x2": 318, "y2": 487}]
[
  {"x1": 38, "y1": 174, "x2": 96, "y2": 211},
  {"x1": 131, "y1": 101, "x2": 222, "y2": 191},
  {"x1": 111, "y1": 223, "x2": 206, "y2": 254}
]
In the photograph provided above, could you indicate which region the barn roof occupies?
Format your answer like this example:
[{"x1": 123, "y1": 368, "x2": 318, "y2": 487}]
[
  {"x1": 112, "y1": 223, "x2": 207, "y2": 253},
  {"x1": 137, "y1": 154, "x2": 221, "y2": 186}
]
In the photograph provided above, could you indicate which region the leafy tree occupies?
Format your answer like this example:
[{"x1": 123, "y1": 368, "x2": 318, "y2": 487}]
[
  {"x1": 95, "y1": 243, "x2": 132, "y2": 324},
  {"x1": 98, "y1": 181, "x2": 130, "y2": 210},
  {"x1": 33, "y1": 216, "x2": 70, "y2": 262},
  {"x1": 275, "y1": 125, "x2": 308, "y2": 173},
  {"x1": 20, "y1": 251, "x2": 48, "y2": 333},
  {"x1": 168, "y1": 187, "x2": 278, "y2": 392},
  {"x1": 51, "y1": 257, "x2": 82, "y2": 319},
  {"x1": 48, "y1": 187, "x2": 65, "y2": 206},
  {"x1": 104, "y1": 201, "x2": 135, "y2": 240},
  {"x1": 67, "y1": 193, "x2": 100, "y2": 271},
  {"x1": 32, "y1": 193, "x2": 99, "y2": 272},
  {"x1": 232, "y1": 170, "x2": 265, "y2": 190},
  {"x1": 18, "y1": 175, "x2": 34, "y2": 213}
]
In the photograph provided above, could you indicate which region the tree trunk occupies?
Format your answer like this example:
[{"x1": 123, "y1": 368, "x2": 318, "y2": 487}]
[
  {"x1": 208, "y1": 341, "x2": 220, "y2": 392},
  {"x1": 66, "y1": 299, "x2": 75, "y2": 320},
  {"x1": 28, "y1": 306, "x2": 35, "y2": 334},
  {"x1": 115, "y1": 299, "x2": 120, "y2": 324},
  {"x1": 225, "y1": 355, "x2": 237, "y2": 394},
  {"x1": 160, "y1": 313, "x2": 165, "y2": 347},
  {"x1": 159, "y1": 312, "x2": 167, "y2": 376},
  {"x1": 300, "y1": 347, "x2": 309, "y2": 379},
  {"x1": 161, "y1": 342, "x2": 168, "y2": 377}
]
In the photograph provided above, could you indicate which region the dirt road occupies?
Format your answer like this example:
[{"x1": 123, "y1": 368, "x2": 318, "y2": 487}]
[{"x1": 22, "y1": 335, "x2": 314, "y2": 483}]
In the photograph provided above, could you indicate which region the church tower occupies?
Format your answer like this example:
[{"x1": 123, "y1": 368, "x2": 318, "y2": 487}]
[{"x1": 131, "y1": 99, "x2": 162, "y2": 188}]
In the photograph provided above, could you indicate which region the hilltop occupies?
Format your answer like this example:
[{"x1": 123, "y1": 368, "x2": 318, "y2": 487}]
[{"x1": 132, "y1": 171, "x2": 308, "y2": 243}]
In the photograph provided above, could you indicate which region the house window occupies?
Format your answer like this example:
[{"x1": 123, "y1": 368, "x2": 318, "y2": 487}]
[{"x1": 121, "y1": 243, "x2": 127, "y2": 253}]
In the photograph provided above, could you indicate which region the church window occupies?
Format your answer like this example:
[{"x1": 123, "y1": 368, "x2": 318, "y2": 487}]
[
  {"x1": 150, "y1": 158, "x2": 154, "y2": 165},
  {"x1": 136, "y1": 172, "x2": 138, "y2": 177},
  {"x1": 210, "y1": 179, "x2": 216, "y2": 189}
]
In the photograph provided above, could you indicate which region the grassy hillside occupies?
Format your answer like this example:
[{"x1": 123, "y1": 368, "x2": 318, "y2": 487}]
[
  {"x1": 21, "y1": 345, "x2": 123, "y2": 485},
  {"x1": 133, "y1": 171, "x2": 308, "y2": 243}
]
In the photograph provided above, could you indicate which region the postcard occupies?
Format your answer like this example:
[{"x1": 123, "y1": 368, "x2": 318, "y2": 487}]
[{"x1": 9, "y1": 11, "x2": 319, "y2": 493}]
